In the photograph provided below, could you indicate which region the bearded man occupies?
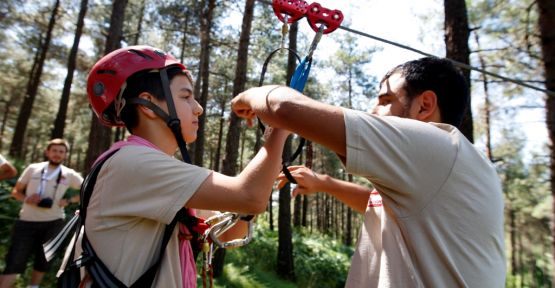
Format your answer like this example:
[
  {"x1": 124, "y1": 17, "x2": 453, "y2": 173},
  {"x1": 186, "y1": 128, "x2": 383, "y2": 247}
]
[{"x1": 0, "y1": 138, "x2": 83, "y2": 288}]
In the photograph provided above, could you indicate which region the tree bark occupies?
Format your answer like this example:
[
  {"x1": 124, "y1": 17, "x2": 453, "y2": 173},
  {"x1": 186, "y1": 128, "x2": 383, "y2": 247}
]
[
  {"x1": 221, "y1": 0, "x2": 254, "y2": 176},
  {"x1": 536, "y1": 0, "x2": 555, "y2": 283},
  {"x1": 84, "y1": 0, "x2": 128, "y2": 172},
  {"x1": 444, "y1": 0, "x2": 473, "y2": 142},
  {"x1": 0, "y1": 96, "x2": 16, "y2": 151},
  {"x1": 52, "y1": 0, "x2": 88, "y2": 139},
  {"x1": 9, "y1": 0, "x2": 60, "y2": 159},
  {"x1": 276, "y1": 21, "x2": 298, "y2": 281},
  {"x1": 192, "y1": 0, "x2": 215, "y2": 166},
  {"x1": 213, "y1": 0, "x2": 255, "y2": 278}
]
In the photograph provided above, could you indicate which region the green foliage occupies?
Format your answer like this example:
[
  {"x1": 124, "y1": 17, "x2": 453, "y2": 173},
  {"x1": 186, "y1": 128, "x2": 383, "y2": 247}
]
[{"x1": 221, "y1": 218, "x2": 353, "y2": 288}]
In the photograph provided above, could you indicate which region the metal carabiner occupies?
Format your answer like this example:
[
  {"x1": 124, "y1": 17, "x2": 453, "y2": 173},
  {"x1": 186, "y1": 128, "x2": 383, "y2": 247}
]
[{"x1": 202, "y1": 212, "x2": 255, "y2": 249}]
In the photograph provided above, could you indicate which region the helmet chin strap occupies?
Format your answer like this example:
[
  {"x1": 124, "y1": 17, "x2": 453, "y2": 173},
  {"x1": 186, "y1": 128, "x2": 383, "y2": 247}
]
[{"x1": 126, "y1": 68, "x2": 192, "y2": 164}]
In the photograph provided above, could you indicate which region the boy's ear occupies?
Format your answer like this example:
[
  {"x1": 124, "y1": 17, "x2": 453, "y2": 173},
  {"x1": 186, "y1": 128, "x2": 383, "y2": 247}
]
[
  {"x1": 415, "y1": 90, "x2": 438, "y2": 121},
  {"x1": 137, "y1": 92, "x2": 158, "y2": 119}
]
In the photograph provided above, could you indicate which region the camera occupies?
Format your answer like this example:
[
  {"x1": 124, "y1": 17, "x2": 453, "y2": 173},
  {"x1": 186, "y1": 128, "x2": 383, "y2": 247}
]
[{"x1": 37, "y1": 197, "x2": 54, "y2": 208}]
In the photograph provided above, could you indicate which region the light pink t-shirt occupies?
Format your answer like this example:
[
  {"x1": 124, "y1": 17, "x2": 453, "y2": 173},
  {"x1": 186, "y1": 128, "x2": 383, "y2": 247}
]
[
  {"x1": 86, "y1": 142, "x2": 211, "y2": 287},
  {"x1": 343, "y1": 109, "x2": 505, "y2": 287}
]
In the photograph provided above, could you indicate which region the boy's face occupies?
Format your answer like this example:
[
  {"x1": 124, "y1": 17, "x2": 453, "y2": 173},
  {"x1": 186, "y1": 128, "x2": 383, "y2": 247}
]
[{"x1": 170, "y1": 74, "x2": 203, "y2": 143}]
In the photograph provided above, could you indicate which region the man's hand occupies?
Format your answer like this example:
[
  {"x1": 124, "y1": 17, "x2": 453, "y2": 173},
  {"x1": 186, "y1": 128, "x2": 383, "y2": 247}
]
[
  {"x1": 58, "y1": 199, "x2": 69, "y2": 207},
  {"x1": 277, "y1": 165, "x2": 325, "y2": 197},
  {"x1": 24, "y1": 194, "x2": 41, "y2": 205}
]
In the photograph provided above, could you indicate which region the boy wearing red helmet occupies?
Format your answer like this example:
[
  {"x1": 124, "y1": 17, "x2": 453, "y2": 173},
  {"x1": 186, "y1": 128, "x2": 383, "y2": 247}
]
[{"x1": 76, "y1": 46, "x2": 288, "y2": 287}]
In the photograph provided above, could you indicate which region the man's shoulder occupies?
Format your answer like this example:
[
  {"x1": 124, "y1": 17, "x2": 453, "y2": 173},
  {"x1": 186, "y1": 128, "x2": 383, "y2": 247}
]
[
  {"x1": 26, "y1": 161, "x2": 47, "y2": 171},
  {"x1": 60, "y1": 164, "x2": 80, "y2": 176}
]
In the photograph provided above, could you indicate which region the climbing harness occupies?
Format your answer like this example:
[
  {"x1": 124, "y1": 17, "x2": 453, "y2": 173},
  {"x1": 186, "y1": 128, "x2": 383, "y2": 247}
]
[{"x1": 262, "y1": 0, "x2": 343, "y2": 184}]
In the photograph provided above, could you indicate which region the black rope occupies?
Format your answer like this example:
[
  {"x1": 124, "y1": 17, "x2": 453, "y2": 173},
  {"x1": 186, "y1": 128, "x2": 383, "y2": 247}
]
[{"x1": 257, "y1": 47, "x2": 305, "y2": 184}]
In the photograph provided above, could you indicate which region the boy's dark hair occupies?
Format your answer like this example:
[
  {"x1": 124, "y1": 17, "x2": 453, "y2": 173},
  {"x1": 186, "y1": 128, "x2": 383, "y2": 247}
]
[
  {"x1": 104, "y1": 66, "x2": 190, "y2": 132},
  {"x1": 380, "y1": 56, "x2": 469, "y2": 127}
]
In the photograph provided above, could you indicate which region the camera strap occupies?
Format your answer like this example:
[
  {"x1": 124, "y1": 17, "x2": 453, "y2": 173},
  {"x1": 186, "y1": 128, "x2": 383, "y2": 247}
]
[{"x1": 38, "y1": 165, "x2": 63, "y2": 198}]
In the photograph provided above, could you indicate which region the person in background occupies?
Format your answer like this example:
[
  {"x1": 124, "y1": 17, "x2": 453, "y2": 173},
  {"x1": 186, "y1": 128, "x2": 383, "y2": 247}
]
[
  {"x1": 0, "y1": 154, "x2": 17, "y2": 181},
  {"x1": 232, "y1": 56, "x2": 506, "y2": 287},
  {"x1": 0, "y1": 138, "x2": 83, "y2": 288}
]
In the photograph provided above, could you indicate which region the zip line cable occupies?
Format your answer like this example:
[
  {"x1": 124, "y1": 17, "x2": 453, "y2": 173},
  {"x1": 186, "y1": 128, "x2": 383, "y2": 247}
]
[
  {"x1": 256, "y1": 0, "x2": 554, "y2": 96},
  {"x1": 338, "y1": 25, "x2": 555, "y2": 97}
]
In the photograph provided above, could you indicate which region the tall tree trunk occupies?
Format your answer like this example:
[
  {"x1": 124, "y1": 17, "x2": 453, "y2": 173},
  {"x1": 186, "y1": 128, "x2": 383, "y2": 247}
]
[
  {"x1": 221, "y1": 0, "x2": 254, "y2": 176},
  {"x1": 472, "y1": 33, "x2": 493, "y2": 161},
  {"x1": 444, "y1": 0, "x2": 473, "y2": 142},
  {"x1": 9, "y1": 0, "x2": 60, "y2": 159},
  {"x1": 277, "y1": 21, "x2": 298, "y2": 281},
  {"x1": 84, "y1": 0, "x2": 128, "y2": 172},
  {"x1": 301, "y1": 143, "x2": 311, "y2": 227},
  {"x1": 292, "y1": 26, "x2": 304, "y2": 228},
  {"x1": 132, "y1": 0, "x2": 145, "y2": 45},
  {"x1": 213, "y1": 85, "x2": 228, "y2": 172},
  {"x1": 192, "y1": 0, "x2": 215, "y2": 166},
  {"x1": 0, "y1": 96, "x2": 16, "y2": 151},
  {"x1": 213, "y1": 0, "x2": 255, "y2": 278},
  {"x1": 179, "y1": 9, "x2": 190, "y2": 63},
  {"x1": 344, "y1": 174, "x2": 354, "y2": 245},
  {"x1": 112, "y1": 0, "x2": 145, "y2": 143},
  {"x1": 52, "y1": 0, "x2": 88, "y2": 139},
  {"x1": 278, "y1": 137, "x2": 295, "y2": 280},
  {"x1": 536, "y1": 0, "x2": 555, "y2": 283}
]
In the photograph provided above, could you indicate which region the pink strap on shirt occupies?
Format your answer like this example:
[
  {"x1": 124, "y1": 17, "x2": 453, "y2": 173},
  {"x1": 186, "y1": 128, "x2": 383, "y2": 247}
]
[
  {"x1": 92, "y1": 135, "x2": 197, "y2": 287},
  {"x1": 179, "y1": 223, "x2": 198, "y2": 287},
  {"x1": 92, "y1": 135, "x2": 161, "y2": 166}
]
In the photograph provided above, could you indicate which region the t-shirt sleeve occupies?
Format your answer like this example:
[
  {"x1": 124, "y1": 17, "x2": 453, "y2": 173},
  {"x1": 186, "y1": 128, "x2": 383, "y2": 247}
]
[
  {"x1": 96, "y1": 147, "x2": 212, "y2": 224},
  {"x1": 69, "y1": 170, "x2": 84, "y2": 189},
  {"x1": 343, "y1": 108, "x2": 459, "y2": 216},
  {"x1": 17, "y1": 165, "x2": 34, "y2": 186}
]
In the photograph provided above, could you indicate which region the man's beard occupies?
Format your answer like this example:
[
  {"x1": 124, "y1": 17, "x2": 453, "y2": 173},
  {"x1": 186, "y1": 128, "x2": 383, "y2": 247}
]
[{"x1": 49, "y1": 160, "x2": 62, "y2": 166}]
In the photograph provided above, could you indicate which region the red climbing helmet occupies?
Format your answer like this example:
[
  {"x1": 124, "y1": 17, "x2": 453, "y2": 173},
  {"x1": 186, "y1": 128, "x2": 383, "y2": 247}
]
[{"x1": 86, "y1": 45, "x2": 187, "y2": 127}]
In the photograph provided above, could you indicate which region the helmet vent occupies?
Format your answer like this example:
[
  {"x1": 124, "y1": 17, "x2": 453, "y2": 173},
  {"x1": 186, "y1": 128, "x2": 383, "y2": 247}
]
[
  {"x1": 129, "y1": 49, "x2": 154, "y2": 60},
  {"x1": 93, "y1": 82, "x2": 104, "y2": 96},
  {"x1": 153, "y1": 49, "x2": 166, "y2": 58},
  {"x1": 97, "y1": 69, "x2": 116, "y2": 75}
]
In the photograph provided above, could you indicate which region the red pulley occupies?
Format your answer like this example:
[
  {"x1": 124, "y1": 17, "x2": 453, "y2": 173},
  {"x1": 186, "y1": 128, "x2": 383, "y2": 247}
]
[
  {"x1": 306, "y1": 2, "x2": 343, "y2": 34},
  {"x1": 272, "y1": 0, "x2": 309, "y2": 23}
]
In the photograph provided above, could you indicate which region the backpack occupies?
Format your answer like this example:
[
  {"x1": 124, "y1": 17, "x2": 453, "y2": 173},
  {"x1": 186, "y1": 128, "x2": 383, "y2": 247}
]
[{"x1": 44, "y1": 150, "x2": 202, "y2": 288}]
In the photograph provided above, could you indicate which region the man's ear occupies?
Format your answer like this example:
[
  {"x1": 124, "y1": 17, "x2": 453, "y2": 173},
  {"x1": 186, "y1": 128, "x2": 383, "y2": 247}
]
[
  {"x1": 137, "y1": 92, "x2": 158, "y2": 119},
  {"x1": 416, "y1": 90, "x2": 439, "y2": 122}
]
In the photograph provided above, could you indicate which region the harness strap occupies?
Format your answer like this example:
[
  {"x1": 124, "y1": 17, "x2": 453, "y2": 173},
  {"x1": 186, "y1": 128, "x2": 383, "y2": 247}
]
[
  {"x1": 160, "y1": 68, "x2": 192, "y2": 164},
  {"x1": 56, "y1": 150, "x2": 193, "y2": 288}
]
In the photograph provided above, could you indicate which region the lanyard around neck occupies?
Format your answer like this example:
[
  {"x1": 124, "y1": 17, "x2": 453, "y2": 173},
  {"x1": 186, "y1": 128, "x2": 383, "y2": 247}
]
[{"x1": 38, "y1": 165, "x2": 62, "y2": 197}]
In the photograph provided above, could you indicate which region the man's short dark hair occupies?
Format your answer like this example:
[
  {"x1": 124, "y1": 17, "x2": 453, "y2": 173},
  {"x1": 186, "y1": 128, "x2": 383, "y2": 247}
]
[
  {"x1": 47, "y1": 138, "x2": 69, "y2": 152},
  {"x1": 380, "y1": 56, "x2": 469, "y2": 127},
  {"x1": 104, "y1": 66, "x2": 191, "y2": 132}
]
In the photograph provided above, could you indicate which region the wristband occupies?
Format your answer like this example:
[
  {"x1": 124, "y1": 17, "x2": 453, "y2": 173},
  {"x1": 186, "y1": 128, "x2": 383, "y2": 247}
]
[{"x1": 240, "y1": 214, "x2": 254, "y2": 222}]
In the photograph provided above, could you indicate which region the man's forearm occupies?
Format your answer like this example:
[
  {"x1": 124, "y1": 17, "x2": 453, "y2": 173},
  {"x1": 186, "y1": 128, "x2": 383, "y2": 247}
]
[
  {"x1": 11, "y1": 188, "x2": 25, "y2": 202},
  {"x1": 319, "y1": 175, "x2": 371, "y2": 214}
]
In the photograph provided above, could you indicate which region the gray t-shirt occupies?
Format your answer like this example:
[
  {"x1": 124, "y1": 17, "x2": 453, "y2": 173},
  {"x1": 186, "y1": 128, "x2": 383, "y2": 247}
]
[
  {"x1": 86, "y1": 145, "x2": 211, "y2": 287},
  {"x1": 343, "y1": 109, "x2": 505, "y2": 287}
]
